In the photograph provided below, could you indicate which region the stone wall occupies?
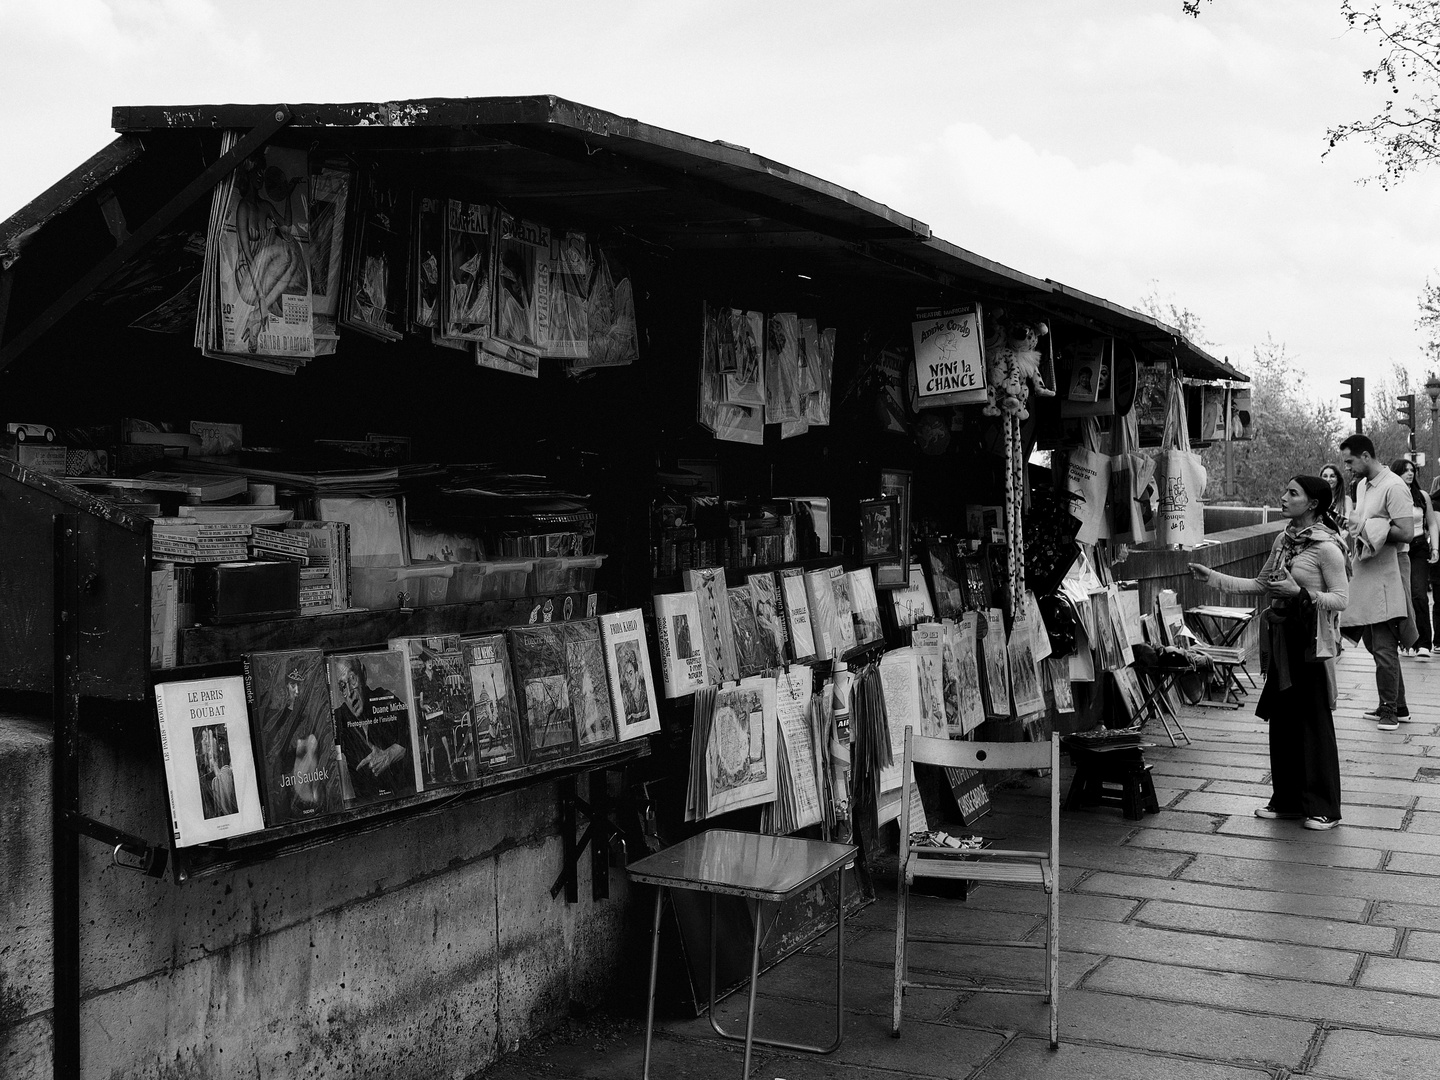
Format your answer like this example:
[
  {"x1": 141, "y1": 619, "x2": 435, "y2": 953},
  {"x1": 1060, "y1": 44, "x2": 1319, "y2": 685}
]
[{"x1": 0, "y1": 711, "x2": 635, "y2": 1079}]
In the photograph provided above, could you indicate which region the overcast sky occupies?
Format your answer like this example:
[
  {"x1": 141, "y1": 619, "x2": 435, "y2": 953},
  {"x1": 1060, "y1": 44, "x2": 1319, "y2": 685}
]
[{"x1": 2, "y1": 0, "x2": 1434, "y2": 401}]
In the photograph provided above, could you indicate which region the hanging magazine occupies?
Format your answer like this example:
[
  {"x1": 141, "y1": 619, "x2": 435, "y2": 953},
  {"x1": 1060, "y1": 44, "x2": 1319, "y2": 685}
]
[
  {"x1": 981, "y1": 608, "x2": 1011, "y2": 720},
  {"x1": 779, "y1": 566, "x2": 816, "y2": 661},
  {"x1": 341, "y1": 171, "x2": 408, "y2": 342},
  {"x1": 765, "y1": 312, "x2": 803, "y2": 425},
  {"x1": 804, "y1": 326, "x2": 835, "y2": 426},
  {"x1": 308, "y1": 161, "x2": 350, "y2": 353},
  {"x1": 683, "y1": 567, "x2": 739, "y2": 684},
  {"x1": 580, "y1": 244, "x2": 637, "y2": 368},
  {"x1": 765, "y1": 666, "x2": 822, "y2": 833},
  {"x1": 951, "y1": 615, "x2": 986, "y2": 736},
  {"x1": 411, "y1": 196, "x2": 444, "y2": 331},
  {"x1": 544, "y1": 231, "x2": 590, "y2": 359},
  {"x1": 1008, "y1": 615, "x2": 1046, "y2": 719},
  {"x1": 492, "y1": 210, "x2": 549, "y2": 359},
  {"x1": 198, "y1": 135, "x2": 315, "y2": 370},
  {"x1": 442, "y1": 199, "x2": 493, "y2": 342},
  {"x1": 911, "y1": 622, "x2": 948, "y2": 738},
  {"x1": 724, "y1": 309, "x2": 766, "y2": 407}
]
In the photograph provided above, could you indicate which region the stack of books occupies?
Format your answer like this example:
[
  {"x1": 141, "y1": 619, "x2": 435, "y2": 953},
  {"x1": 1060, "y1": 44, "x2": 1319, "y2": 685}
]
[
  {"x1": 250, "y1": 527, "x2": 310, "y2": 563},
  {"x1": 151, "y1": 520, "x2": 251, "y2": 563},
  {"x1": 284, "y1": 519, "x2": 352, "y2": 615}
]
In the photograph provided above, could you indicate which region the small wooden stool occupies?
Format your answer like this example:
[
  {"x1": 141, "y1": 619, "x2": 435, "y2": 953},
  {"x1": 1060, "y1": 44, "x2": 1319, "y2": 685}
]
[{"x1": 1062, "y1": 741, "x2": 1160, "y2": 821}]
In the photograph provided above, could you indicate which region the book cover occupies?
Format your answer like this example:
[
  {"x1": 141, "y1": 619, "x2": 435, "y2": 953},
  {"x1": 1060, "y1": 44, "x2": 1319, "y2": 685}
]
[
  {"x1": 981, "y1": 609, "x2": 1011, "y2": 720},
  {"x1": 654, "y1": 591, "x2": 711, "y2": 698},
  {"x1": 876, "y1": 648, "x2": 920, "y2": 810},
  {"x1": 890, "y1": 562, "x2": 935, "y2": 629},
  {"x1": 242, "y1": 648, "x2": 343, "y2": 824},
  {"x1": 154, "y1": 675, "x2": 266, "y2": 846},
  {"x1": 804, "y1": 566, "x2": 841, "y2": 661},
  {"x1": 747, "y1": 572, "x2": 787, "y2": 670},
  {"x1": 910, "y1": 622, "x2": 948, "y2": 738},
  {"x1": 1008, "y1": 616, "x2": 1047, "y2": 719},
  {"x1": 728, "y1": 585, "x2": 769, "y2": 677},
  {"x1": 826, "y1": 565, "x2": 859, "y2": 656},
  {"x1": 460, "y1": 633, "x2": 523, "y2": 770},
  {"x1": 599, "y1": 608, "x2": 662, "y2": 741},
  {"x1": 508, "y1": 624, "x2": 579, "y2": 762},
  {"x1": 705, "y1": 676, "x2": 779, "y2": 816},
  {"x1": 442, "y1": 199, "x2": 493, "y2": 341},
  {"x1": 779, "y1": 566, "x2": 816, "y2": 661},
  {"x1": 683, "y1": 567, "x2": 739, "y2": 683},
  {"x1": 327, "y1": 651, "x2": 419, "y2": 806},
  {"x1": 564, "y1": 619, "x2": 618, "y2": 748},
  {"x1": 391, "y1": 635, "x2": 478, "y2": 787},
  {"x1": 847, "y1": 568, "x2": 884, "y2": 646},
  {"x1": 1066, "y1": 339, "x2": 1104, "y2": 402}
]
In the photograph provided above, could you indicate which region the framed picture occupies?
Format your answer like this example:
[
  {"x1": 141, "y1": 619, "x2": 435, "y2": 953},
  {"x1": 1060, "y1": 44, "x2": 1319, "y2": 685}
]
[
  {"x1": 877, "y1": 467, "x2": 913, "y2": 589},
  {"x1": 859, "y1": 497, "x2": 901, "y2": 564}
]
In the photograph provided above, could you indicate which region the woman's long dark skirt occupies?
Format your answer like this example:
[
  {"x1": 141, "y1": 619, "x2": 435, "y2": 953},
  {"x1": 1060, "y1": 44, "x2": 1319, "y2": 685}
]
[{"x1": 1255, "y1": 659, "x2": 1342, "y2": 820}]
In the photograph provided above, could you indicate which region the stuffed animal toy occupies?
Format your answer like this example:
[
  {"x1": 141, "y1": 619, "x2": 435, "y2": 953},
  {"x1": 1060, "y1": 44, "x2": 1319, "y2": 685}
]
[{"x1": 982, "y1": 320, "x2": 1054, "y2": 419}]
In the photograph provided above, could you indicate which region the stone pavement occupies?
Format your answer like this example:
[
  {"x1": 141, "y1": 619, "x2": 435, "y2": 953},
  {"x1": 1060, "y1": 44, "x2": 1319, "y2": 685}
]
[{"x1": 477, "y1": 646, "x2": 1440, "y2": 1080}]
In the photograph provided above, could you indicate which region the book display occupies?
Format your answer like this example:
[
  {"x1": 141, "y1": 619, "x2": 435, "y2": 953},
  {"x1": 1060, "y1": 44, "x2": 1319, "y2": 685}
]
[{"x1": 0, "y1": 95, "x2": 1232, "y2": 1080}]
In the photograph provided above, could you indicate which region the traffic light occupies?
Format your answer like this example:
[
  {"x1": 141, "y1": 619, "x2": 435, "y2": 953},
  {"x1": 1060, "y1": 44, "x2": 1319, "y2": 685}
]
[
  {"x1": 1398, "y1": 393, "x2": 1416, "y2": 431},
  {"x1": 1341, "y1": 377, "x2": 1366, "y2": 420}
]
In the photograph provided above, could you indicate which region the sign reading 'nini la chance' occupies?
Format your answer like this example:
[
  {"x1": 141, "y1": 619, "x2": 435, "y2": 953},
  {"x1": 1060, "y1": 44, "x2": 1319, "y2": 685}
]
[{"x1": 910, "y1": 304, "x2": 988, "y2": 408}]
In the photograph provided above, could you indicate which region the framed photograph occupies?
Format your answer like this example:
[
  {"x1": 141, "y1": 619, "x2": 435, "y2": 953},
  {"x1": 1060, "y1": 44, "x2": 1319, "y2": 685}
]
[
  {"x1": 859, "y1": 497, "x2": 901, "y2": 565},
  {"x1": 924, "y1": 540, "x2": 965, "y2": 620},
  {"x1": 877, "y1": 467, "x2": 913, "y2": 589}
]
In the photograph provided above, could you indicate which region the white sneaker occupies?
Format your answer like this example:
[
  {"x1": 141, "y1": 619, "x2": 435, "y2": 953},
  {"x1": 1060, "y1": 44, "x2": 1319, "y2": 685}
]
[{"x1": 1418, "y1": 650, "x2": 1432, "y2": 662}]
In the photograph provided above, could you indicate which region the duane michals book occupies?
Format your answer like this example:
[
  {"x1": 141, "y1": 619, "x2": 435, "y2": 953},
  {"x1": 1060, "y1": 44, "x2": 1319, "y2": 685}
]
[
  {"x1": 460, "y1": 633, "x2": 523, "y2": 770},
  {"x1": 327, "y1": 650, "x2": 419, "y2": 805},
  {"x1": 154, "y1": 675, "x2": 266, "y2": 846},
  {"x1": 242, "y1": 648, "x2": 343, "y2": 824}
]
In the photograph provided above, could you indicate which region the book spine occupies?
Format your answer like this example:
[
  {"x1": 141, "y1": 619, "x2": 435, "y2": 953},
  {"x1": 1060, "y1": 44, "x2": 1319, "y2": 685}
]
[
  {"x1": 653, "y1": 600, "x2": 676, "y2": 698},
  {"x1": 599, "y1": 618, "x2": 624, "y2": 732},
  {"x1": 153, "y1": 689, "x2": 182, "y2": 845}
]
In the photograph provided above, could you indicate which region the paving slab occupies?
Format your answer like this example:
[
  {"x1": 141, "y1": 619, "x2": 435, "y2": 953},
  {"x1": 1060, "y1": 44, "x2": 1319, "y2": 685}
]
[
  {"x1": 851, "y1": 931, "x2": 1103, "y2": 990},
  {"x1": 1077, "y1": 871, "x2": 1370, "y2": 921},
  {"x1": 709, "y1": 999, "x2": 1007, "y2": 1079},
  {"x1": 1084, "y1": 957, "x2": 1440, "y2": 1036},
  {"x1": 1180, "y1": 853, "x2": 1440, "y2": 907},
  {"x1": 1204, "y1": 780, "x2": 1414, "y2": 808},
  {"x1": 1171, "y1": 791, "x2": 1406, "y2": 829},
  {"x1": 973, "y1": 1036, "x2": 1274, "y2": 1080},
  {"x1": 1356, "y1": 956, "x2": 1440, "y2": 996},
  {"x1": 1311, "y1": 1027, "x2": 1440, "y2": 1080},
  {"x1": 1148, "y1": 761, "x2": 1270, "y2": 784},
  {"x1": 1405, "y1": 809, "x2": 1440, "y2": 833},
  {"x1": 1370, "y1": 901, "x2": 1440, "y2": 931},
  {"x1": 1051, "y1": 915, "x2": 1360, "y2": 984},
  {"x1": 1131, "y1": 899, "x2": 1398, "y2": 953},
  {"x1": 949, "y1": 987, "x2": 1314, "y2": 1069},
  {"x1": 734, "y1": 949, "x2": 959, "y2": 1024},
  {"x1": 1059, "y1": 843, "x2": 1193, "y2": 878},
  {"x1": 961, "y1": 885, "x2": 1139, "y2": 924},
  {"x1": 1126, "y1": 826, "x2": 1385, "y2": 870},
  {"x1": 1401, "y1": 930, "x2": 1440, "y2": 961},
  {"x1": 1220, "y1": 814, "x2": 1440, "y2": 857}
]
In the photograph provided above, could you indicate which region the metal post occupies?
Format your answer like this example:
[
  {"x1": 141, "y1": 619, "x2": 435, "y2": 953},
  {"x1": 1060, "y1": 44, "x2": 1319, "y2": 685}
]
[{"x1": 52, "y1": 514, "x2": 81, "y2": 1080}]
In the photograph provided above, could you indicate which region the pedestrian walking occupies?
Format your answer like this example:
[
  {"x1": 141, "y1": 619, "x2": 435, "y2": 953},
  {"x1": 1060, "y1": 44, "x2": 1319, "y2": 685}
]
[
  {"x1": 1339, "y1": 435, "x2": 1415, "y2": 730},
  {"x1": 1392, "y1": 458, "x2": 1438, "y2": 659},
  {"x1": 1320, "y1": 462, "x2": 1352, "y2": 535},
  {"x1": 1190, "y1": 476, "x2": 1348, "y2": 830}
]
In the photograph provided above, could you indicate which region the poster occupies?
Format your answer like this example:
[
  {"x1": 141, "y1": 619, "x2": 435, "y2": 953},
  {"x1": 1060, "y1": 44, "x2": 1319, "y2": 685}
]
[{"x1": 910, "y1": 305, "x2": 987, "y2": 407}]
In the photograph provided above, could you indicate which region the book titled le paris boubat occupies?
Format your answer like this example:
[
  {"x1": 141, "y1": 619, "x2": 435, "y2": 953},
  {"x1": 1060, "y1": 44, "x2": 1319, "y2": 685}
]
[
  {"x1": 154, "y1": 675, "x2": 266, "y2": 846},
  {"x1": 327, "y1": 650, "x2": 420, "y2": 807},
  {"x1": 242, "y1": 648, "x2": 343, "y2": 825}
]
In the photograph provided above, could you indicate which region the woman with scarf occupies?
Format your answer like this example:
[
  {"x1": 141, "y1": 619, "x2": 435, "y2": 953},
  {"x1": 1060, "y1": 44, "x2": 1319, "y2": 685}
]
[{"x1": 1189, "y1": 475, "x2": 1348, "y2": 830}]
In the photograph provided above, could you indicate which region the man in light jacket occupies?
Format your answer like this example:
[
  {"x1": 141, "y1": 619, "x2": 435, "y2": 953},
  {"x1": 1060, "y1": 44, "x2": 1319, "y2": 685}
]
[{"x1": 1340, "y1": 434, "x2": 1414, "y2": 730}]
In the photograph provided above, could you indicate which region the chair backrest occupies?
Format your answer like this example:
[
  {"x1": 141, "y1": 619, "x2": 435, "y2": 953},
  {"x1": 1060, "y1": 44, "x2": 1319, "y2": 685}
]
[{"x1": 898, "y1": 727, "x2": 1060, "y2": 870}]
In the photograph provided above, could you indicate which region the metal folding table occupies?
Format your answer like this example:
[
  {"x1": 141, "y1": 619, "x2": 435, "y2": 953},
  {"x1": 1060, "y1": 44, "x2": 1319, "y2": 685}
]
[
  {"x1": 629, "y1": 828, "x2": 857, "y2": 1080},
  {"x1": 1185, "y1": 604, "x2": 1258, "y2": 706}
]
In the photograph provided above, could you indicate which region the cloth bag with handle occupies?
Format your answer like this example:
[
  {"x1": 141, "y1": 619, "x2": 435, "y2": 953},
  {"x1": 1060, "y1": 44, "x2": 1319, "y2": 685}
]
[
  {"x1": 1155, "y1": 379, "x2": 1207, "y2": 548},
  {"x1": 1108, "y1": 407, "x2": 1157, "y2": 545}
]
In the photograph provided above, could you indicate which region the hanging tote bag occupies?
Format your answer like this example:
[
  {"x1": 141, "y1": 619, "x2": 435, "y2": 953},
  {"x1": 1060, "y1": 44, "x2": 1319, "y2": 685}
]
[
  {"x1": 1155, "y1": 378, "x2": 1207, "y2": 548},
  {"x1": 1108, "y1": 408, "x2": 1157, "y2": 545},
  {"x1": 1063, "y1": 418, "x2": 1111, "y2": 545}
]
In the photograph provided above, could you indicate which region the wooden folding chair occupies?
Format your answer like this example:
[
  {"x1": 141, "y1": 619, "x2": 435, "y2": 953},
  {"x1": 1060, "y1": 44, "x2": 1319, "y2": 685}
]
[{"x1": 891, "y1": 730, "x2": 1061, "y2": 1048}]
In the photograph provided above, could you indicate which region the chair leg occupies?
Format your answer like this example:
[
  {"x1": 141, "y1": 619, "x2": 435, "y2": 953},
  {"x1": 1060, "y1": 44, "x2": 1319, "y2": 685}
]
[
  {"x1": 1049, "y1": 882, "x2": 1060, "y2": 1049},
  {"x1": 891, "y1": 865, "x2": 909, "y2": 1037}
]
